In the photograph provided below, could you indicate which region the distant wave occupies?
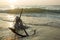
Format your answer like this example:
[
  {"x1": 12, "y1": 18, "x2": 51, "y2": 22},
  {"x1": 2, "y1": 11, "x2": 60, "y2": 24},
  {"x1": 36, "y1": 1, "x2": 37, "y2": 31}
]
[
  {"x1": 22, "y1": 12, "x2": 60, "y2": 19},
  {"x1": 39, "y1": 5, "x2": 60, "y2": 10},
  {"x1": 0, "y1": 5, "x2": 60, "y2": 10},
  {"x1": 28, "y1": 5, "x2": 60, "y2": 10}
]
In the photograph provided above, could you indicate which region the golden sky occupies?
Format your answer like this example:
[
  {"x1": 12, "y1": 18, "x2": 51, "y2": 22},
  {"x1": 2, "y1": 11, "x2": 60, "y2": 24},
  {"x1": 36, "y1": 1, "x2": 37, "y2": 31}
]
[
  {"x1": 0, "y1": 0, "x2": 60, "y2": 9},
  {"x1": 0, "y1": 0, "x2": 60, "y2": 5}
]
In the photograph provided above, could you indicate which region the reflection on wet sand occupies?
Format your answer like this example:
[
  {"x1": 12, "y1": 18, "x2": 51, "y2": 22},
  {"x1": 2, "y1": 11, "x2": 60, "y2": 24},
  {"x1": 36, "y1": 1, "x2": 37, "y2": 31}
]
[
  {"x1": 0, "y1": 13, "x2": 15, "y2": 28},
  {"x1": 0, "y1": 13, "x2": 60, "y2": 40}
]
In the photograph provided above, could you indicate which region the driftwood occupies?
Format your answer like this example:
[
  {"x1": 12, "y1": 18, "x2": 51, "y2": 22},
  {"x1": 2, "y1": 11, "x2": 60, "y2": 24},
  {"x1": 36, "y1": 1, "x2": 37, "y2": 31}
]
[
  {"x1": 9, "y1": 9, "x2": 36, "y2": 37},
  {"x1": 9, "y1": 28, "x2": 36, "y2": 37},
  {"x1": 9, "y1": 28, "x2": 29, "y2": 37}
]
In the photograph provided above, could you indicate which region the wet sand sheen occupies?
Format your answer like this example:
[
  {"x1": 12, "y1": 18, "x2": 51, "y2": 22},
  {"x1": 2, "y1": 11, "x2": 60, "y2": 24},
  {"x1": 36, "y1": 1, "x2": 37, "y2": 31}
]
[{"x1": 0, "y1": 13, "x2": 60, "y2": 40}]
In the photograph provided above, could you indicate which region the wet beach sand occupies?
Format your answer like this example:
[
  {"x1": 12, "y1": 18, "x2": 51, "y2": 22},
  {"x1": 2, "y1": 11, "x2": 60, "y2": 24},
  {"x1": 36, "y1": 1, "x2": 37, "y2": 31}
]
[{"x1": 0, "y1": 15, "x2": 60, "y2": 40}]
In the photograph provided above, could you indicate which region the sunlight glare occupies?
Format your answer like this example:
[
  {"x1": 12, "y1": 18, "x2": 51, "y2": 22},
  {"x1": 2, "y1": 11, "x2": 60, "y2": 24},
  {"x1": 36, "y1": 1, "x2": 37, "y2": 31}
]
[
  {"x1": 9, "y1": 5, "x2": 15, "y2": 9},
  {"x1": 7, "y1": 0, "x2": 17, "y2": 9},
  {"x1": 9, "y1": 22, "x2": 14, "y2": 28},
  {"x1": 7, "y1": 0, "x2": 17, "y2": 4},
  {"x1": 7, "y1": 14, "x2": 15, "y2": 21}
]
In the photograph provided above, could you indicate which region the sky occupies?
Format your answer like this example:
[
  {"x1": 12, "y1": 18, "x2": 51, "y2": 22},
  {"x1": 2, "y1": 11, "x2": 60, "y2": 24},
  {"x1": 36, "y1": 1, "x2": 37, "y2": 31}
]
[{"x1": 0, "y1": 0, "x2": 60, "y2": 9}]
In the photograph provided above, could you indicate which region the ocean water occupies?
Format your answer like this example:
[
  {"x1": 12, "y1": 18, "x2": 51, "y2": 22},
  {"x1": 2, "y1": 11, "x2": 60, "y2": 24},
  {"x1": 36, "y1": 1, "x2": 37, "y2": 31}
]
[
  {"x1": 0, "y1": 5, "x2": 60, "y2": 10},
  {"x1": 18, "y1": 5, "x2": 60, "y2": 10},
  {"x1": 39, "y1": 5, "x2": 60, "y2": 10},
  {"x1": 0, "y1": 12, "x2": 60, "y2": 40}
]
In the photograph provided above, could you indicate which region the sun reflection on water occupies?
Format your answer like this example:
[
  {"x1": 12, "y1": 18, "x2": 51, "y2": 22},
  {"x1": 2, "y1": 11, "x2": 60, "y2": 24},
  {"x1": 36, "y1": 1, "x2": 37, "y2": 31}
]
[
  {"x1": 7, "y1": 14, "x2": 15, "y2": 21},
  {"x1": 6, "y1": 14, "x2": 15, "y2": 28},
  {"x1": 9, "y1": 22, "x2": 14, "y2": 28},
  {"x1": 0, "y1": 13, "x2": 17, "y2": 28}
]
